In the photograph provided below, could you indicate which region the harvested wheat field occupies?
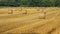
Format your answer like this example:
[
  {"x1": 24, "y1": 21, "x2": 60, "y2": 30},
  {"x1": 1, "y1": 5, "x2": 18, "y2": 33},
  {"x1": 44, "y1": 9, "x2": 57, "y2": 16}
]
[{"x1": 0, "y1": 7, "x2": 60, "y2": 34}]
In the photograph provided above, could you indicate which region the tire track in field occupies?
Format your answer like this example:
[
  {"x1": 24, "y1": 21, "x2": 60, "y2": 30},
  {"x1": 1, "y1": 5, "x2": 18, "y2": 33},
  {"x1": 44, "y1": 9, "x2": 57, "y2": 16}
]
[
  {"x1": 1, "y1": 10, "x2": 57, "y2": 33},
  {"x1": 0, "y1": 7, "x2": 59, "y2": 33},
  {"x1": 49, "y1": 13, "x2": 60, "y2": 34},
  {"x1": 0, "y1": 12, "x2": 43, "y2": 33},
  {"x1": 0, "y1": 19, "x2": 40, "y2": 33},
  {"x1": 2, "y1": 16, "x2": 54, "y2": 34},
  {"x1": 51, "y1": 27, "x2": 60, "y2": 34},
  {"x1": 32, "y1": 12, "x2": 60, "y2": 34}
]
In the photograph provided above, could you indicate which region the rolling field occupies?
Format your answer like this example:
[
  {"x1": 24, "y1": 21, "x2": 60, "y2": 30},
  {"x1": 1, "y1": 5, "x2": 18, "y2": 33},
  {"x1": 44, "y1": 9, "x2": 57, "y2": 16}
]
[{"x1": 0, "y1": 7, "x2": 60, "y2": 34}]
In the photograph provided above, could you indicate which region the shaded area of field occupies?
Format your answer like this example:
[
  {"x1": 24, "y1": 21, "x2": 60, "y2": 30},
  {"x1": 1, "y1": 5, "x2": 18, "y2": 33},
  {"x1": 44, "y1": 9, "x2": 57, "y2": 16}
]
[{"x1": 0, "y1": 7, "x2": 60, "y2": 34}]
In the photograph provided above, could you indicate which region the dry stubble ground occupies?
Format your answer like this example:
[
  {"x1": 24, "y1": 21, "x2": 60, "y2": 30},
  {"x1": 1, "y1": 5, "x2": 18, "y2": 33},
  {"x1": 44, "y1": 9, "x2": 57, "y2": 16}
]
[{"x1": 0, "y1": 7, "x2": 60, "y2": 34}]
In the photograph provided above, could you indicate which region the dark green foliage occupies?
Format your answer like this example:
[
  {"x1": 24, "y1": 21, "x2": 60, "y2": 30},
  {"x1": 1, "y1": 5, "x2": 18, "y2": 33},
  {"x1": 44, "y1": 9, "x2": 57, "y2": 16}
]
[
  {"x1": 55, "y1": 0, "x2": 60, "y2": 6},
  {"x1": 0, "y1": 0, "x2": 60, "y2": 7}
]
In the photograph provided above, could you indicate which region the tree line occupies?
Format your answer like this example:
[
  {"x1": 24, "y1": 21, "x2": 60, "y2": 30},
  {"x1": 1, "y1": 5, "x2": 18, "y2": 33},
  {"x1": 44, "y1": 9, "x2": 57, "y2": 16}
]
[{"x1": 0, "y1": 0, "x2": 60, "y2": 7}]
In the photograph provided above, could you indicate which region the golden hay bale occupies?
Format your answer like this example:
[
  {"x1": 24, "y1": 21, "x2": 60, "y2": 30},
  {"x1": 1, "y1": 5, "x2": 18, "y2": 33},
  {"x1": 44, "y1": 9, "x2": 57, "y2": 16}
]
[
  {"x1": 21, "y1": 10, "x2": 27, "y2": 14},
  {"x1": 8, "y1": 9, "x2": 13, "y2": 14},
  {"x1": 39, "y1": 12, "x2": 46, "y2": 19}
]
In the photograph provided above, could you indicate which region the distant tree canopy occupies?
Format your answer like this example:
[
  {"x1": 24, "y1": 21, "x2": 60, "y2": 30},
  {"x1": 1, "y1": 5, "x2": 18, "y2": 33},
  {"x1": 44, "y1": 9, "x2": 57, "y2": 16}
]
[{"x1": 0, "y1": 0, "x2": 60, "y2": 7}]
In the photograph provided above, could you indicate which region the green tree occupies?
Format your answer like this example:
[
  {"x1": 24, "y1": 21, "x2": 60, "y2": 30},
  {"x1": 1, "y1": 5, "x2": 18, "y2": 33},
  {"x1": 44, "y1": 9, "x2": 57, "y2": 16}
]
[{"x1": 55, "y1": 0, "x2": 60, "y2": 7}]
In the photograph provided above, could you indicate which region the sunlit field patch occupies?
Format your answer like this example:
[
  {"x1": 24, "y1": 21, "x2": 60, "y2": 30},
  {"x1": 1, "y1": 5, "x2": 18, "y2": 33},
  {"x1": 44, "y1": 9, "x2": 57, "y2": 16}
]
[{"x1": 0, "y1": 7, "x2": 60, "y2": 34}]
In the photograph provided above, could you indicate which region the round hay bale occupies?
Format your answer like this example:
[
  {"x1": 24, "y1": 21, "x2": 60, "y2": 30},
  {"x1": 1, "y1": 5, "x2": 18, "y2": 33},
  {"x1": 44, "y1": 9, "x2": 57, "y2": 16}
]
[
  {"x1": 39, "y1": 12, "x2": 46, "y2": 19},
  {"x1": 21, "y1": 10, "x2": 27, "y2": 14},
  {"x1": 8, "y1": 9, "x2": 13, "y2": 14}
]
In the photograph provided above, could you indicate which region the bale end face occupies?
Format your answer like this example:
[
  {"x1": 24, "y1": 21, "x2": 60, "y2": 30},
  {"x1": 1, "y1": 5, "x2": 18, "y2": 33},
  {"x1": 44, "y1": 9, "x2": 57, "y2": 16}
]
[
  {"x1": 38, "y1": 13, "x2": 46, "y2": 19},
  {"x1": 22, "y1": 10, "x2": 27, "y2": 14},
  {"x1": 8, "y1": 10, "x2": 13, "y2": 14}
]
